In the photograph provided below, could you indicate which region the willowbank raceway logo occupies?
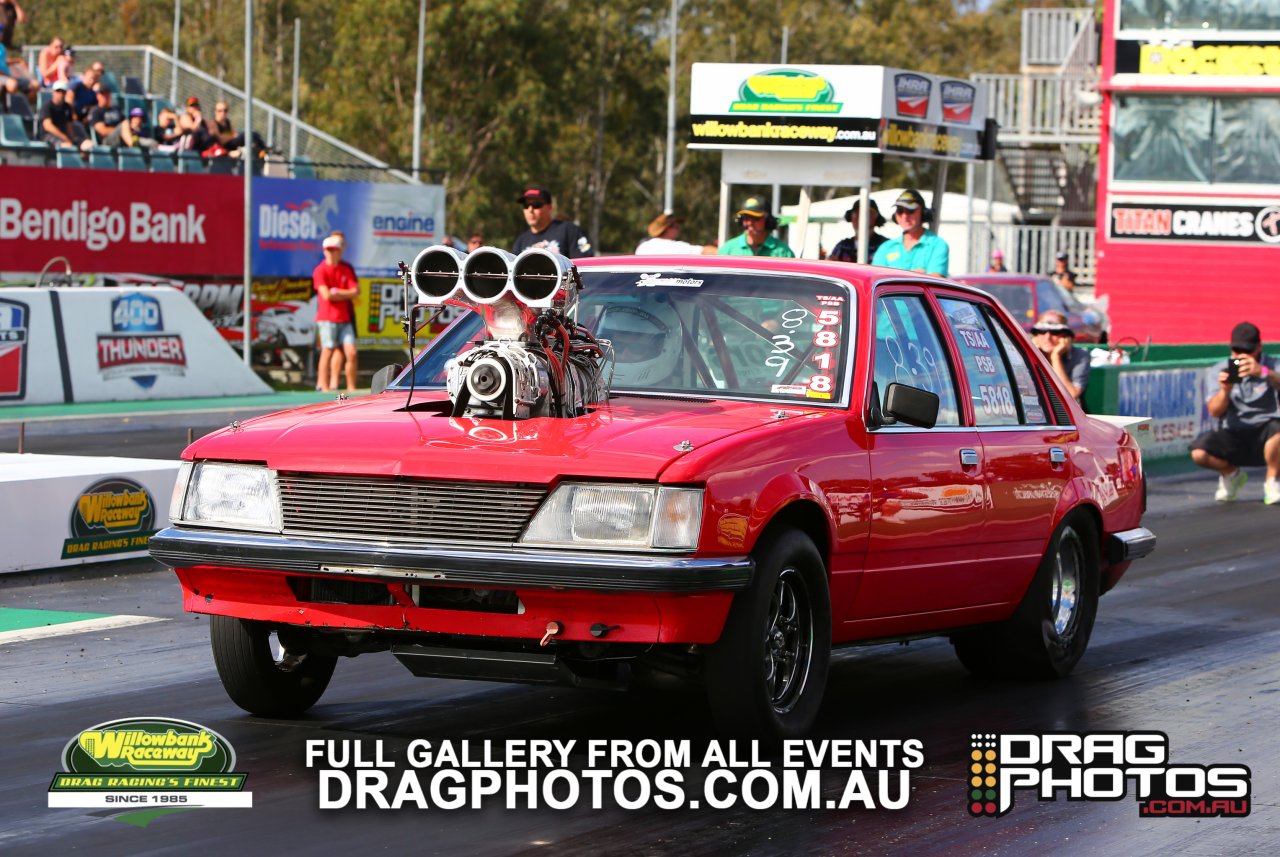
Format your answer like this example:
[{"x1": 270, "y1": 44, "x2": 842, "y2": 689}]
[
  {"x1": 967, "y1": 731, "x2": 1250, "y2": 818},
  {"x1": 731, "y1": 68, "x2": 841, "y2": 113},
  {"x1": 49, "y1": 718, "x2": 251, "y2": 813},
  {"x1": 61, "y1": 477, "x2": 157, "y2": 559}
]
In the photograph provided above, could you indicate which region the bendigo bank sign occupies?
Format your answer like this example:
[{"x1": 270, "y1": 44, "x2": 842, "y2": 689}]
[{"x1": 0, "y1": 166, "x2": 243, "y2": 276}]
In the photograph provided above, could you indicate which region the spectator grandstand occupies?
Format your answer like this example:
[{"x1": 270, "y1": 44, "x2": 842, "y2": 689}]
[{"x1": 2, "y1": 43, "x2": 414, "y2": 182}]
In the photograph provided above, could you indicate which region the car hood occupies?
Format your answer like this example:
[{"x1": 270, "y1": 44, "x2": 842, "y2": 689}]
[{"x1": 186, "y1": 392, "x2": 820, "y2": 483}]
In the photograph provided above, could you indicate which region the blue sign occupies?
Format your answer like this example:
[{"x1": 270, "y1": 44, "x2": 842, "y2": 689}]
[{"x1": 251, "y1": 178, "x2": 447, "y2": 278}]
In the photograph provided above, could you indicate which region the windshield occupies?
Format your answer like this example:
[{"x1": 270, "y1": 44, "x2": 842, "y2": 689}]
[{"x1": 395, "y1": 268, "x2": 854, "y2": 406}]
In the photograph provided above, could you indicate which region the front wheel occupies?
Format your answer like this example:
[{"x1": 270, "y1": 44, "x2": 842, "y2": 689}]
[
  {"x1": 953, "y1": 511, "x2": 1100, "y2": 679},
  {"x1": 704, "y1": 530, "x2": 831, "y2": 739},
  {"x1": 210, "y1": 616, "x2": 337, "y2": 716}
]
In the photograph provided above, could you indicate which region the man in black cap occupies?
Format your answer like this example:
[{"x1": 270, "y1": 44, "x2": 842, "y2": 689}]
[
  {"x1": 871, "y1": 189, "x2": 949, "y2": 275},
  {"x1": 1189, "y1": 321, "x2": 1280, "y2": 504},
  {"x1": 717, "y1": 196, "x2": 794, "y2": 257},
  {"x1": 828, "y1": 199, "x2": 887, "y2": 263},
  {"x1": 1049, "y1": 251, "x2": 1076, "y2": 291},
  {"x1": 513, "y1": 185, "x2": 594, "y2": 258}
]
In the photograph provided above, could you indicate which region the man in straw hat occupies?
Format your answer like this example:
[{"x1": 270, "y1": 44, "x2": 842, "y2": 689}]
[{"x1": 635, "y1": 212, "x2": 716, "y2": 255}]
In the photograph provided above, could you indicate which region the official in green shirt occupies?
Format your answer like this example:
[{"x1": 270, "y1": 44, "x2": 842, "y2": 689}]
[
  {"x1": 717, "y1": 197, "x2": 796, "y2": 258},
  {"x1": 871, "y1": 189, "x2": 950, "y2": 276}
]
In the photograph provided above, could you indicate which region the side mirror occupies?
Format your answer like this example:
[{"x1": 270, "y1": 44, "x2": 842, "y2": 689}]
[
  {"x1": 883, "y1": 382, "x2": 939, "y2": 429},
  {"x1": 370, "y1": 364, "x2": 405, "y2": 395}
]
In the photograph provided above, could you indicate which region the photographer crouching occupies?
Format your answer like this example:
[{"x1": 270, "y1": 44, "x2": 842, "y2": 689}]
[{"x1": 1189, "y1": 322, "x2": 1280, "y2": 504}]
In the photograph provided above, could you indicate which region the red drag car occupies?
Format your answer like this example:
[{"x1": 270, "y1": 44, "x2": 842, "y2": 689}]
[
  {"x1": 952, "y1": 273, "x2": 1110, "y2": 344},
  {"x1": 151, "y1": 250, "x2": 1155, "y2": 738}
]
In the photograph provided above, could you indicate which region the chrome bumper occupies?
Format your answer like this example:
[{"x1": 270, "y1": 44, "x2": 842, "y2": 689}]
[
  {"x1": 1107, "y1": 527, "x2": 1157, "y2": 563},
  {"x1": 149, "y1": 527, "x2": 753, "y2": 593}
]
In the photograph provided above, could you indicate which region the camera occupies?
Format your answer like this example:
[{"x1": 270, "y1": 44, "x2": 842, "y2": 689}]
[
  {"x1": 1226, "y1": 358, "x2": 1243, "y2": 384},
  {"x1": 63, "y1": 45, "x2": 75, "y2": 58}
]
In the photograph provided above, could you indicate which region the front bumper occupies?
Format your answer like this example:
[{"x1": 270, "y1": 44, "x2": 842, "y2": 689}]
[{"x1": 149, "y1": 527, "x2": 754, "y2": 593}]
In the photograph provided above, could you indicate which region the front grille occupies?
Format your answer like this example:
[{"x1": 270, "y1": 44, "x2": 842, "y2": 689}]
[{"x1": 277, "y1": 474, "x2": 548, "y2": 547}]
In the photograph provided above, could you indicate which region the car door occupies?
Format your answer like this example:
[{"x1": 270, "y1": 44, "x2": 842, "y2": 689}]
[
  {"x1": 935, "y1": 291, "x2": 1074, "y2": 606},
  {"x1": 852, "y1": 288, "x2": 988, "y2": 627}
]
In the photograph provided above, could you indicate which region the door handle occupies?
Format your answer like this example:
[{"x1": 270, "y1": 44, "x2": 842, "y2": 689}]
[
  {"x1": 960, "y1": 448, "x2": 980, "y2": 466},
  {"x1": 1049, "y1": 447, "x2": 1067, "y2": 464}
]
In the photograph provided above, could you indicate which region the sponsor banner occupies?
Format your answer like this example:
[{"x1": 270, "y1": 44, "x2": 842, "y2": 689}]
[
  {"x1": 1116, "y1": 39, "x2": 1280, "y2": 83},
  {"x1": 0, "y1": 453, "x2": 180, "y2": 573},
  {"x1": 689, "y1": 64, "x2": 988, "y2": 158},
  {"x1": 49, "y1": 717, "x2": 252, "y2": 810},
  {"x1": 253, "y1": 178, "x2": 447, "y2": 278},
  {"x1": 0, "y1": 298, "x2": 30, "y2": 399},
  {"x1": 1117, "y1": 365, "x2": 1219, "y2": 461},
  {"x1": 0, "y1": 287, "x2": 268, "y2": 405},
  {"x1": 0, "y1": 166, "x2": 242, "y2": 276},
  {"x1": 1108, "y1": 200, "x2": 1280, "y2": 245},
  {"x1": 881, "y1": 119, "x2": 984, "y2": 161}
]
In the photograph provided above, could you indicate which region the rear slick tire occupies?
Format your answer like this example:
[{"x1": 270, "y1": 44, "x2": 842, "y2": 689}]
[
  {"x1": 953, "y1": 511, "x2": 1100, "y2": 679},
  {"x1": 210, "y1": 616, "x2": 337, "y2": 717},
  {"x1": 704, "y1": 530, "x2": 831, "y2": 740}
]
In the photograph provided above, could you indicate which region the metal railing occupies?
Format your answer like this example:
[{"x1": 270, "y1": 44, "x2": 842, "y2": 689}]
[
  {"x1": 975, "y1": 72, "x2": 1100, "y2": 144},
  {"x1": 25, "y1": 44, "x2": 414, "y2": 184},
  {"x1": 1022, "y1": 7, "x2": 1097, "y2": 69},
  {"x1": 968, "y1": 224, "x2": 1096, "y2": 286}
]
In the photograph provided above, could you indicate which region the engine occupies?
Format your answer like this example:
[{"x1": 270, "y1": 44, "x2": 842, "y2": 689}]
[{"x1": 408, "y1": 245, "x2": 607, "y2": 420}]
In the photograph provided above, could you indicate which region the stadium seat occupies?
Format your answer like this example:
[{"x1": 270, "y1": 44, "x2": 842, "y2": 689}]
[
  {"x1": 148, "y1": 151, "x2": 175, "y2": 172},
  {"x1": 123, "y1": 95, "x2": 147, "y2": 119},
  {"x1": 117, "y1": 147, "x2": 147, "y2": 171},
  {"x1": 0, "y1": 114, "x2": 40, "y2": 147},
  {"x1": 101, "y1": 71, "x2": 122, "y2": 96},
  {"x1": 148, "y1": 96, "x2": 176, "y2": 125},
  {"x1": 56, "y1": 148, "x2": 84, "y2": 168},
  {"x1": 6, "y1": 93, "x2": 36, "y2": 136},
  {"x1": 177, "y1": 150, "x2": 204, "y2": 173},
  {"x1": 123, "y1": 75, "x2": 146, "y2": 96},
  {"x1": 292, "y1": 154, "x2": 316, "y2": 179},
  {"x1": 87, "y1": 145, "x2": 115, "y2": 169}
]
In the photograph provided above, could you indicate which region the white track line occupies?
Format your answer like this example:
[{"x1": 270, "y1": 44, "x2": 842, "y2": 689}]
[{"x1": 0, "y1": 614, "x2": 168, "y2": 645}]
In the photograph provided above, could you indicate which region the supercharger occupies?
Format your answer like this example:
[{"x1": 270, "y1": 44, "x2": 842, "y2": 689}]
[{"x1": 407, "y1": 245, "x2": 608, "y2": 420}]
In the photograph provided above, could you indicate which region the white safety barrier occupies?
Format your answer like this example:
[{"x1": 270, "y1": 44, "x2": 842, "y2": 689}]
[
  {"x1": 0, "y1": 454, "x2": 180, "y2": 573},
  {"x1": 0, "y1": 287, "x2": 270, "y2": 405}
]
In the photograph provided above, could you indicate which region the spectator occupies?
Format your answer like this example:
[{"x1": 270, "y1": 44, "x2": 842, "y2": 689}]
[
  {"x1": 312, "y1": 232, "x2": 361, "y2": 393},
  {"x1": 211, "y1": 99, "x2": 266, "y2": 156},
  {"x1": 0, "y1": 22, "x2": 38, "y2": 102},
  {"x1": 87, "y1": 83, "x2": 123, "y2": 142},
  {"x1": 1189, "y1": 321, "x2": 1280, "y2": 505},
  {"x1": 104, "y1": 107, "x2": 156, "y2": 148},
  {"x1": 988, "y1": 249, "x2": 1008, "y2": 272},
  {"x1": 37, "y1": 80, "x2": 89, "y2": 149},
  {"x1": 828, "y1": 199, "x2": 887, "y2": 263},
  {"x1": 70, "y1": 63, "x2": 102, "y2": 121},
  {"x1": 1050, "y1": 251, "x2": 1076, "y2": 291},
  {"x1": 636, "y1": 212, "x2": 716, "y2": 255},
  {"x1": 513, "y1": 185, "x2": 594, "y2": 258},
  {"x1": 37, "y1": 36, "x2": 73, "y2": 86},
  {"x1": 0, "y1": 2, "x2": 26, "y2": 50},
  {"x1": 1031, "y1": 310, "x2": 1089, "y2": 402},
  {"x1": 718, "y1": 197, "x2": 794, "y2": 257},
  {"x1": 467, "y1": 232, "x2": 485, "y2": 252},
  {"x1": 872, "y1": 189, "x2": 949, "y2": 276},
  {"x1": 179, "y1": 96, "x2": 221, "y2": 153},
  {"x1": 151, "y1": 106, "x2": 184, "y2": 148}
]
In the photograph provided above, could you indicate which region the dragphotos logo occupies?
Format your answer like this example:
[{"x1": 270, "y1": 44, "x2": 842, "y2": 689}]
[
  {"x1": 968, "y1": 731, "x2": 1250, "y2": 819},
  {"x1": 1, "y1": 199, "x2": 206, "y2": 251}
]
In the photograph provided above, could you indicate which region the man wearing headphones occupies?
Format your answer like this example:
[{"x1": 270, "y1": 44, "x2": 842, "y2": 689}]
[
  {"x1": 872, "y1": 189, "x2": 949, "y2": 276},
  {"x1": 717, "y1": 197, "x2": 795, "y2": 257}
]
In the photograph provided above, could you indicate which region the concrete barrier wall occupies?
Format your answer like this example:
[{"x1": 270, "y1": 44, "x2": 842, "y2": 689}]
[
  {"x1": 1, "y1": 287, "x2": 270, "y2": 405},
  {"x1": 0, "y1": 454, "x2": 180, "y2": 573}
]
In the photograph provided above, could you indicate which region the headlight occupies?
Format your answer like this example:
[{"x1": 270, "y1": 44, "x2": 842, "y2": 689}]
[
  {"x1": 173, "y1": 462, "x2": 282, "y2": 532},
  {"x1": 521, "y1": 484, "x2": 703, "y2": 550}
]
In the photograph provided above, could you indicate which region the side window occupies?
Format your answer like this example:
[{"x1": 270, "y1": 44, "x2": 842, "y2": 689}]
[
  {"x1": 986, "y1": 308, "x2": 1049, "y2": 425},
  {"x1": 873, "y1": 295, "x2": 960, "y2": 426},
  {"x1": 937, "y1": 298, "x2": 1020, "y2": 426}
]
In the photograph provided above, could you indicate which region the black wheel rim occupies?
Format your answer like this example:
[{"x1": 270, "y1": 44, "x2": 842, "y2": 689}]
[
  {"x1": 1051, "y1": 526, "x2": 1083, "y2": 637},
  {"x1": 763, "y1": 567, "x2": 813, "y2": 714}
]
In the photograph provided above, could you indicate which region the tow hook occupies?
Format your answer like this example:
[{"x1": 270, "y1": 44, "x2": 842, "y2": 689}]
[
  {"x1": 539, "y1": 621, "x2": 563, "y2": 647},
  {"x1": 589, "y1": 623, "x2": 621, "y2": 639}
]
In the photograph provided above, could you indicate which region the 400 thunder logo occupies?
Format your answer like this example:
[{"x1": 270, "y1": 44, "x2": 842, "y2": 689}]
[{"x1": 967, "y1": 732, "x2": 1250, "y2": 818}]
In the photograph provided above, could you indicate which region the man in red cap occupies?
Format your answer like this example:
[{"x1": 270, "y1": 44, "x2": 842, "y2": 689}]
[{"x1": 512, "y1": 185, "x2": 594, "y2": 258}]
